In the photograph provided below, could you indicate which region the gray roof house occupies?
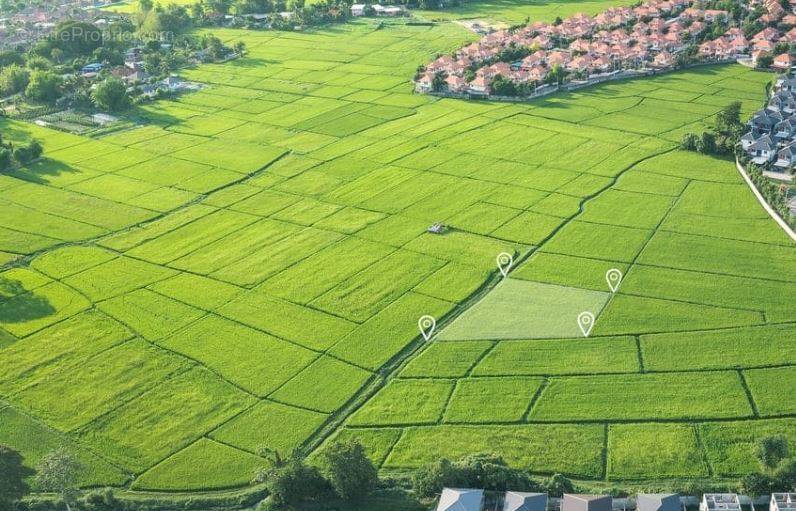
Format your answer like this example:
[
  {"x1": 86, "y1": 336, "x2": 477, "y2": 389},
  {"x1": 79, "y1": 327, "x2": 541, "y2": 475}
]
[
  {"x1": 563, "y1": 495, "x2": 612, "y2": 511},
  {"x1": 771, "y1": 493, "x2": 796, "y2": 511},
  {"x1": 748, "y1": 134, "x2": 778, "y2": 164},
  {"x1": 776, "y1": 143, "x2": 796, "y2": 168},
  {"x1": 775, "y1": 75, "x2": 796, "y2": 92},
  {"x1": 768, "y1": 91, "x2": 796, "y2": 114},
  {"x1": 699, "y1": 494, "x2": 741, "y2": 511},
  {"x1": 504, "y1": 492, "x2": 547, "y2": 511},
  {"x1": 741, "y1": 130, "x2": 759, "y2": 150},
  {"x1": 437, "y1": 488, "x2": 484, "y2": 511},
  {"x1": 775, "y1": 118, "x2": 796, "y2": 139},
  {"x1": 750, "y1": 111, "x2": 783, "y2": 132},
  {"x1": 636, "y1": 494, "x2": 681, "y2": 511}
]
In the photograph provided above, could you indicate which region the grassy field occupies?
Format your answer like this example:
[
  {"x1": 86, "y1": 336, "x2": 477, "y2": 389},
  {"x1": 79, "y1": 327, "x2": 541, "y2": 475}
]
[{"x1": 0, "y1": 17, "x2": 793, "y2": 492}]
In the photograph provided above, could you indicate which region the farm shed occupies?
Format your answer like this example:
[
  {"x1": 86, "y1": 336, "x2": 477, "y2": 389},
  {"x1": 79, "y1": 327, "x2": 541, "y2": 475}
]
[
  {"x1": 437, "y1": 488, "x2": 484, "y2": 511},
  {"x1": 771, "y1": 494, "x2": 796, "y2": 511},
  {"x1": 636, "y1": 494, "x2": 681, "y2": 511},
  {"x1": 699, "y1": 494, "x2": 741, "y2": 511},
  {"x1": 563, "y1": 494, "x2": 613, "y2": 511},
  {"x1": 504, "y1": 491, "x2": 548, "y2": 511}
]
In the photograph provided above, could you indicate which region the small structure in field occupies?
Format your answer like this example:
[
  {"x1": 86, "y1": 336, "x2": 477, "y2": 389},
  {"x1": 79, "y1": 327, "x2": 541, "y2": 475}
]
[
  {"x1": 771, "y1": 494, "x2": 796, "y2": 511},
  {"x1": 427, "y1": 222, "x2": 447, "y2": 234},
  {"x1": 699, "y1": 494, "x2": 741, "y2": 511},
  {"x1": 563, "y1": 494, "x2": 612, "y2": 511},
  {"x1": 636, "y1": 494, "x2": 681, "y2": 511},
  {"x1": 504, "y1": 492, "x2": 547, "y2": 511},
  {"x1": 436, "y1": 488, "x2": 484, "y2": 511}
]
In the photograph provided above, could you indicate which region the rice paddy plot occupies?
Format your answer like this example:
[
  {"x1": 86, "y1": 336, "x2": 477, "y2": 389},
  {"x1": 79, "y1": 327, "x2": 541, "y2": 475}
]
[{"x1": 438, "y1": 279, "x2": 611, "y2": 340}]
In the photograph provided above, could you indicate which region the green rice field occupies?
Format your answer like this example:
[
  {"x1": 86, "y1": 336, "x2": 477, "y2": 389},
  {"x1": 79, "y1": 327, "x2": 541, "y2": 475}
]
[{"x1": 0, "y1": 17, "x2": 794, "y2": 492}]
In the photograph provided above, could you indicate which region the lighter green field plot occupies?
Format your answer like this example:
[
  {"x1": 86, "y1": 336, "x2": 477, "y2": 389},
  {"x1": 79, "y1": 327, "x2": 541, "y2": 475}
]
[
  {"x1": 0, "y1": 18, "x2": 792, "y2": 490},
  {"x1": 438, "y1": 279, "x2": 610, "y2": 340}
]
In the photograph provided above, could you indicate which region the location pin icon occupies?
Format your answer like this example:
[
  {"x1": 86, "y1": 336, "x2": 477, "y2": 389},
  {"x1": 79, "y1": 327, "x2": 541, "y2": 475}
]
[
  {"x1": 496, "y1": 252, "x2": 513, "y2": 278},
  {"x1": 605, "y1": 268, "x2": 623, "y2": 293},
  {"x1": 418, "y1": 315, "x2": 436, "y2": 341},
  {"x1": 577, "y1": 312, "x2": 595, "y2": 337}
]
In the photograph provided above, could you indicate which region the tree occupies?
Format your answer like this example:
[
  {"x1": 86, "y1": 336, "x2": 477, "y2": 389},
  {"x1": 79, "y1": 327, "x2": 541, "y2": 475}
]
[
  {"x1": 491, "y1": 74, "x2": 517, "y2": 96},
  {"x1": 756, "y1": 435, "x2": 790, "y2": 472},
  {"x1": 234, "y1": 40, "x2": 246, "y2": 56},
  {"x1": 35, "y1": 448, "x2": 84, "y2": 511},
  {"x1": 51, "y1": 21, "x2": 104, "y2": 57},
  {"x1": 774, "y1": 457, "x2": 796, "y2": 488},
  {"x1": 715, "y1": 100, "x2": 742, "y2": 136},
  {"x1": 431, "y1": 71, "x2": 447, "y2": 92},
  {"x1": 546, "y1": 64, "x2": 566, "y2": 85},
  {"x1": 139, "y1": 0, "x2": 154, "y2": 10},
  {"x1": 412, "y1": 458, "x2": 456, "y2": 498},
  {"x1": 544, "y1": 473, "x2": 574, "y2": 496},
  {"x1": 0, "y1": 50, "x2": 24, "y2": 68},
  {"x1": 0, "y1": 148, "x2": 11, "y2": 172},
  {"x1": 320, "y1": 439, "x2": 377, "y2": 501},
  {"x1": 740, "y1": 472, "x2": 778, "y2": 496},
  {"x1": 13, "y1": 140, "x2": 43, "y2": 165},
  {"x1": 260, "y1": 458, "x2": 328, "y2": 509},
  {"x1": 25, "y1": 70, "x2": 63, "y2": 103},
  {"x1": 0, "y1": 65, "x2": 30, "y2": 96},
  {"x1": 696, "y1": 131, "x2": 716, "y2": 154},
  {"x1": 756, "y1": 54, "x2": 774, "y2": 69},
  {"x1": 0, "y1": 445, "x2": 32, "y2": 511},
  {"x1": 680, "y1": 132, "x2": 699, "y2": 151},
  {"x1": 92, "y1": 78, "x2": 131, "y2": 112}
]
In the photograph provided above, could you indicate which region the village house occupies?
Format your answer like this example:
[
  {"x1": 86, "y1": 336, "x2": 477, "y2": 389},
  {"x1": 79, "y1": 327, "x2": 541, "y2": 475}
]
[{"x1": 774, "y1": 53, "x2": 795, "y2": 72}]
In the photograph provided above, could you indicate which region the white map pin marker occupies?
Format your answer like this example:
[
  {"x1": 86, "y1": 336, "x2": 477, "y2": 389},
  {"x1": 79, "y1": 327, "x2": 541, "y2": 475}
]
[
  {"x1": 577, "y1": 311, "x2": 595, "y2": 337},
  {"x1": 605, "y1": 268, "x2": 623, "y2": 293},
  {"x1": 496, "y1": 252, "x2": 513, "y2": 278},
  {"x1": 418, "y1": 315, "x2": 436, "y2": 341}
]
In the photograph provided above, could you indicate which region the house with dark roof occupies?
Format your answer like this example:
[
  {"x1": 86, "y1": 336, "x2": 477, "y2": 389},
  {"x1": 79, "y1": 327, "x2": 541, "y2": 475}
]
[
  {"x1": 775, "y1": 143, "x2": 796, "y2": 168},
  {"x1": 636, "y1": 494, "x2": 681, "y2": 511},
  {"x1": 563, "y1": 495, "x2": 612, "y2": 511},
  {"x1": 503, "y1": 492, "x2": 547, "y2": 511},
  {"x1": 748, "y1": 135, "x2": 778, "y2": 164}
]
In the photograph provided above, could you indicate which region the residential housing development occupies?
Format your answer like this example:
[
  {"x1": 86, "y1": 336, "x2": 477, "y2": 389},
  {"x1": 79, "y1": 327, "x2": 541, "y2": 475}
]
[
  {"x1": 436, "y1": 493, "x2": 796, "y2": 511},
  {"x1": 415, "y1": 0, "x2": 794, "y2": 97},
  {"x1": 742, "y1": 74, "x2": 796, "y2": 175}
]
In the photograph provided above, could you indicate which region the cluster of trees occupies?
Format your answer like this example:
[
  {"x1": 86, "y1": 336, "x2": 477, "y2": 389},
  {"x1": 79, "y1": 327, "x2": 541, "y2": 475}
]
[
  {"x1": 744, "y1": 161, "x2": 793, "y2": 225},
  {"x1": 0, "y1": 445, "x2": 83, "y2": 511},
  {"x1": 0, "y1": 133, "x2": 43, "y2": 171},
  {"x1": 740, "y1": 435, "x2": 796, "y2": 495},
  {"x1": 412, "y1": 453, "x2": 575, "y2": 499},
  {"x1": 253, "y1": 440, "x2": 378, "y2": 510},
  {"x1": 0, "y1": 12, "x2": 249, "y2": 114},
  {"x1": 680, "y1": 101, "x2": 743, "y2": 155}
]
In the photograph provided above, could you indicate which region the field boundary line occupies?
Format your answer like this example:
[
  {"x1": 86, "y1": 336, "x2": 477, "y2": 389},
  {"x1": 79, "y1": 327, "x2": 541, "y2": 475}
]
[
  {"x1": 734, "y1": 157, "x2": 796, "y2": 242},
  {"x1": 635, "y1": 336, "x2": 645, "y2": 373},
  {"x1": 736, "y1": 369, "x2": 760, "y2": 418},
  {"x1": 521, "y1": 378, "x2": 549, "y2": 422},
  {"x1": 601, "y1": 423, "x2": 610, "y2": 480},
  {"x1": 692, "y1": 423, "x2": 715, "y2": 477}
]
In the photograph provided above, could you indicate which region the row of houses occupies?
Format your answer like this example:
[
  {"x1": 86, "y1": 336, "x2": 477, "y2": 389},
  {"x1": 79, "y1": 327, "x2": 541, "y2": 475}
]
[
  {"x1": 700, "y1": 23, "x2": 796, "y2": 67},
  {"x1": 351, "y1": 4, "x2": 406, "y2": 16},
  {"x1": 437, "y1": 492, "x2": 796, "y2": 511},
  {"x1": 742, "y1": 74, "x2": 796, "y2": 177},
  {"x1": 415, "y1": 0, "x2": 738, "y2": 96}
]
